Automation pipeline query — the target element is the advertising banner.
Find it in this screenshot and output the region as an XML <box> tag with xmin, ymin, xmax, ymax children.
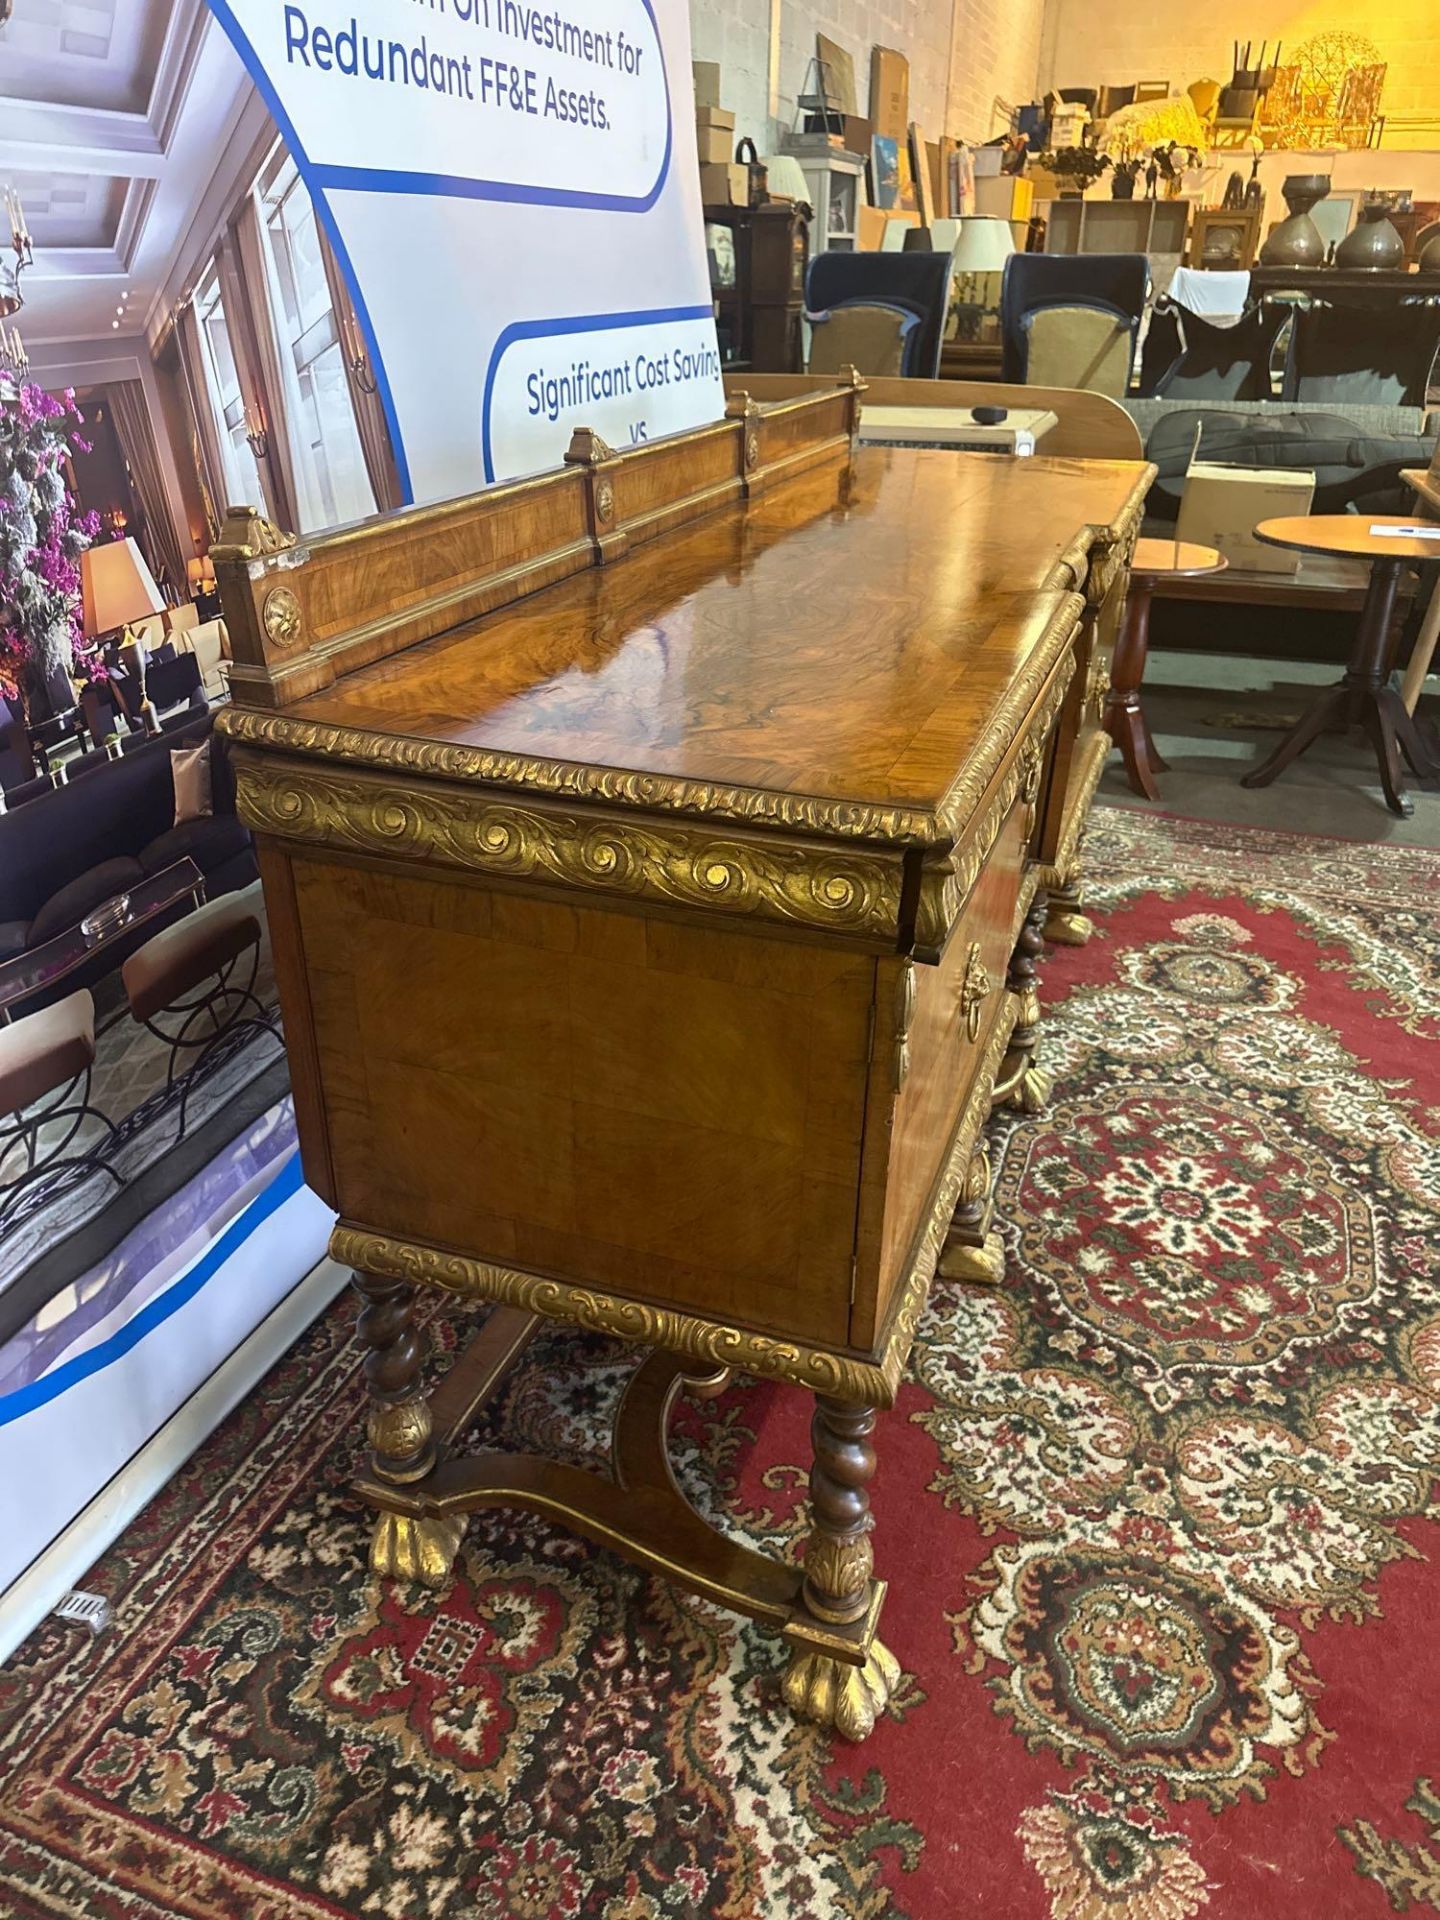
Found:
<box><xmin>205</xmin><ymin>0</ymin><xmax>726</xmax><ymax>503</ymax></box>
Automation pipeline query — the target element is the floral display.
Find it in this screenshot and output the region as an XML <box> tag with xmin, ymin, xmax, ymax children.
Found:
<box><xmin>0</xmin><ymin>380</ymin><xmax>101</xmax><ymax>711</ymax></box>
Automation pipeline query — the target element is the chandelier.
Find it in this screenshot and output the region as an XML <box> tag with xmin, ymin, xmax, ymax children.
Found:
<box><xmin>1</xmin><ymin>186</ymin><xmax>33</xmax><ymax>320</ymax></box>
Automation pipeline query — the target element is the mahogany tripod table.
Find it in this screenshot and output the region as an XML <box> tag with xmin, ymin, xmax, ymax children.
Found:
<box><xmin>1239</xmin><ymin>516</ymin><xmax>1440</xmax><ymax>817</ymax></box>
<box><xmin>1105</xmin><ymin>538</ymin><xmax>1225</xmax><ymax>800</ymax></box>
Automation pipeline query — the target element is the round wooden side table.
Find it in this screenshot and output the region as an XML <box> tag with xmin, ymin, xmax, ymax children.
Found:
<box><xmin>1105</xmin><ymin>538</ymin><xmax>1226</xmax><ymax>801</ymax></box>
<box><xmin>1239</xmin><ymin>516</ymin><xmax>1440</xmax><ymax>817</ymax></box>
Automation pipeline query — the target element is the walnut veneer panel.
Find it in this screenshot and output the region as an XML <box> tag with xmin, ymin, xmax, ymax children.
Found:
<box><xmin>1035</xmin><ymin>542</ymin><xmax>1131</xmax><ymax>886</ymax></box>
<box><xmin>292</xmin><ymin>859</ymin><xmax>874</xmax><ymax>1349</ymax></box>
<box><xmin>284</xmin><ymin>448</ymin><xmax>1145</xmax><ymax>822</ymax></box>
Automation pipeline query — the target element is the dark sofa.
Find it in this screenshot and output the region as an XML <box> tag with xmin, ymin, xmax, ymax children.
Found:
<box><xmin>0</xmin><ymin>714</ymin><xmax>257</xmax><ymax>1002</ymax></box>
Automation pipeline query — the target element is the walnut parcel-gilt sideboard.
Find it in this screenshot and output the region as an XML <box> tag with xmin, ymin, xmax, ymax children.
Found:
<box><xmin>214</xmin><ymin>381</ymin><xmax>1150</xmax><ymax>1742</ymax></box>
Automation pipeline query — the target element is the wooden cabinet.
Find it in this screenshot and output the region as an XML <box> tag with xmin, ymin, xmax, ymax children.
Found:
<box><xmin>706</xmin><ymin>201</ymin><xmax>808</xmax><ymax>373</ymax></box>
<box><xmin>216</xmin><ymin>385</ymin><xmax>1148</xmax><ymax>1743</ymax></box>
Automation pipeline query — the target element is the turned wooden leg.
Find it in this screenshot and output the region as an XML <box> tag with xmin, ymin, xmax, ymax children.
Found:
<box><xmin>1105</xmin><ymin>575</ymin><xmax>1165</xmax><ymax>800</ymax></box>
<box><xmin>782</xmin><ymin>1400</ymin><xmax>900</xmax><ymax>1742</ymax></box>
<box><xmin>1044</xmin><ymin>864</ymin><xmax>1093</xmax><ymax>947</ymax></box>
<box><xmin>353</xmin><ymin>1269</ymin><xmax>465</xmax><ymax>1588</ymax></box>
<box><xmin>995</xmin><ymin>895</ymin><xmax>1052</xmax><ymax>1115</ymax></box>
<box><xmin>938</xmin><ymin>1140</ymin><xmax>1004</xmax><ymax>1285</ymax></box>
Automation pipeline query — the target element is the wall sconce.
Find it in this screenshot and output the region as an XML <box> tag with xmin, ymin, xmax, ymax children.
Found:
<box><xmin>243</xmin><ymin>405</ymin><xmax>268</xmax><ymax>460</ymax></box>
<box><xmin>0</xmin><ymin>186</ymin><xmax>32</xmax><ymax>320</ymax></box>
<box><xmin>335</xmin><ymin>300</ymin><xmax>378</xmax><ymax>395</ymax></box>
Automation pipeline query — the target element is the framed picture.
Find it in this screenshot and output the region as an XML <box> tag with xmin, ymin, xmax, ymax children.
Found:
<box><xmin>908</xmin><ymin>122</ymin><xmax>933</xmax><ymax>227</ymax></box>
<box><xmin>1186</xmin><ymin>207</ymin><xmax>1262</xmax><ymax>271</ymax></box>
<box><xmin>1311</xmin><ymin>192</ymin><xmax>1357</xmax><ymax>257</ymax></box>
<box><xmin>870</xmin><ymin>134</ymin><xmax>900</xmax><ymax>211</ymax></box>
<box><xmin>815</xmin><ymin>33</ymin><xmax>857</xmax><ymax>115</ymax></box>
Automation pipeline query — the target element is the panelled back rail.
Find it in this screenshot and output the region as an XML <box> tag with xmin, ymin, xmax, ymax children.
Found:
<box><xmin>213</xmin><ymin>380</ymin><xmax>864</xmax><ymax>711</ymax></box>
<box><xmin>216</xmin><ymin>381</ymin><xmax>1152</xmax><ymax>1745</ymax></box>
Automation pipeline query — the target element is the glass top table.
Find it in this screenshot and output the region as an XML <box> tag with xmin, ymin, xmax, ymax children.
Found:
<box><xmin>0</xmin><ymin>858</ymin><xmax>206</xmax><ymax>1024</ymax></box>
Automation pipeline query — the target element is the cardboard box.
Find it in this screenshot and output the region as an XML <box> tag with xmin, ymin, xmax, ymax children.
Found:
<box><xmin>695</xmin><ymin>105</ymin><xmax>735</xmax><ymax>132</ymax></box>
<box><xmin>837</xmin><ymin>113</ymin><xmax>872</xmax><ymax>154</ymax></box>
<box><xmin>1026</xmin><ymin>164</ymin><xmax>1062</xmax><ymax>204</ymax></box>
<box><xmin>696</xmin><ymin>124</ymin><xmax>735</xmax><ymax>165</ymax></box>
<box><xmin>692</xmin><ymin>61</ymin><xmax>722</xmax><ymax>110</ymax></box>
<box><xmin>699</xmin><ymin>163</ymin><xmax>749</xmax><ymax>207</ymax></box>
<box><xmin>857</xmin><ymin>205</ymin><xmax>919</xmax><ymax>250</ymax></box>
<box><xmin>869</xmin><ymin>46</ymin><xmax>908</xmax><ymax>138</ymax></box>
<box><xmin>1177</xmin><ymin>464</ymin><xmax>1316</xmax><ymax>573</ymax></box>
<box><xmin>974</xmin><ymin>174</ymin><xmax>1033</xmax><ymax>221</ymax></box>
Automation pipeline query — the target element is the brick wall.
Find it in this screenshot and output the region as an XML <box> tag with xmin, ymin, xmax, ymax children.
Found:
<box><xmin>689</xmin><ymin>0</ymin><xmax>1047</xmax><ymax>153</ymax></box>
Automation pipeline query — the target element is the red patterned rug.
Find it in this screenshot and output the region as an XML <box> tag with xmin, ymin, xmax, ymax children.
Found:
<box><xmin>1</xmin><ymin>807</ymin><xmax>1437</xmax><ymax>1920</ymax></box>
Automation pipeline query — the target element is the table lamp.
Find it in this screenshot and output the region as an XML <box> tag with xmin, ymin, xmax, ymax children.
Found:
<box><xmin>80</xmin><ymin>536</ymin><xmax>166</xmax><ymax>733</ymax></box>
<box><xmin>950</xmin><ymin>217</ymin><xmax>1015</xmax><ymax>345</ymax></box>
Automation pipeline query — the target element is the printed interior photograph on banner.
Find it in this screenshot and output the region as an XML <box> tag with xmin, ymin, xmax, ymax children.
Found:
<box><xmin>7</xmin><ymin>0</ymin><xmax>723</xmax><ymax>529</ymax></box>
<box><xmin>0</xmin><ymin>0</ymin><xmax>723</xmax><ymax>1653</ymax></box>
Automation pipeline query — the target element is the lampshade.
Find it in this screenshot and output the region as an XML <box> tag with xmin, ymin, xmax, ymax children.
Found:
<box><xmin>951</xmin><ymin>218</ymin><xmax>1015</xmax><ymax>272</ymax></box>
<box><xmin>760</xmin><ymin>154</ymin><xmax>810</xmax><ymax>206</ymax></box>
<box><xmin>186</xmin><ymin>556</ymin><xmax>205</xmax><ymax>589</ymax></box>
<box><xmin>80</xmin><ymin>536</ymin><xmax>165</xmax><ymax>637</ymax></box>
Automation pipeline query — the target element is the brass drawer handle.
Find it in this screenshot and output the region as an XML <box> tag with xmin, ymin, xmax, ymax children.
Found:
<box><xmin>959</xmin><ymin>942</ymin><xmax>992</xmax><ymax>1043</ymax></box>
<box><xmin>892</xmin><ymin>961</ymin><xmax>916</xmax><ymax>1092</ymax></box>
<box><xmin>1020</xmin><ymin>735</ymin><xmax>1044</xmax><ymax>806</ymax></box>
<box><xmin>1086</xmin><ymin>657</ymin><xmax>1109</xmax><ymax>724</ymax></box>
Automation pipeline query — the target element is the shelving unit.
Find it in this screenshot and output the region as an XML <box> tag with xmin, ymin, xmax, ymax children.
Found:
<box><xmin>1044</xmin><ymin>197</ymin><xmax>1191</xmax><ymax>256</ymax></box>
<box><xmin>785</xmin><ymin>144</ymin><xmax>868</xmax><ymax>253</ymax></box>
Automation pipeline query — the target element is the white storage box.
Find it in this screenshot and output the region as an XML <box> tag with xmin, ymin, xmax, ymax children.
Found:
<box><xmin>1176</xmin><ymin>463</ymin><xmax>1316</xmax><ymax>574</ymax></box>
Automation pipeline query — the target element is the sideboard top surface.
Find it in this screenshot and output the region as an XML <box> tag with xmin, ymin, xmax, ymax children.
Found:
<box><xmin>280</xmin><ymin>447</ymin><xmax>1145</xmax><ymax>831</ymax></box>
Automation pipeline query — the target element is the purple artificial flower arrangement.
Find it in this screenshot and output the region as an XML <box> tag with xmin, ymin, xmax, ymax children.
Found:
<box><xmin>0</xmin><ymin>381</ymin><xmax>103</xmax><ymax>708</ymax></box>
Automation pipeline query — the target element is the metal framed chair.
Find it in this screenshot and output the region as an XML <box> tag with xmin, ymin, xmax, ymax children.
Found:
<box><xmin>1281</xmin><ymin>302</ymin><xmax>1440</xmax><ymax>409</ymax></box>
<box><xmin>121</xmin><ymin>885</ymin><xmax>280</xmax><ymax>1134</ymax></box>
<box><xmin>0</xmin><ymin>989</ymin><xmax>121</xmax><ymax>1226</ymax></box>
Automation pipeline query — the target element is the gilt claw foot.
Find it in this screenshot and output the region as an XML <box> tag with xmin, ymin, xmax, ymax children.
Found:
<box><xmin>938</xmin><ymin>1228</ymin><xmax>1004</xmax><ymax>1287</ymax></box>
<box><xmin>370</xmin><ymin>1510</ymin><xmax>466</xmax><ymax>1589</ymax></box>
<box><xmin>1044</xmin><ymin>907</ymin><xmax>1093</xmax><ymax>947</ymax></box>
<box><xmin>782</xmin><ymin>1638</ymin><xmax>901</xmax><ymax>1742</ymax></box>
<box><xmin>1003</xmin><ymin>1064</ymin><xmax>1052</xmax><ymax>1114</ymax></box>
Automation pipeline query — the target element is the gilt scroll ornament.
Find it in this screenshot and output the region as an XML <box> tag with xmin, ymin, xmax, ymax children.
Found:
<box><xmin>235</xmin><ymin>759</ymin><xmax>907</xmax><ymax>945</ymax></box>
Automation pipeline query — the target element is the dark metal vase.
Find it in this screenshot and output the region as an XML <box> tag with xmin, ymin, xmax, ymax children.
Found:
<box><xmin>1259</xmin><ymin>173</ymin><xmax>1331</xmax><ymax>267</ymax></box>
<box><xmin>1335</xmin><ymin>203</ymin><xmax>1405</xmax><ymax>271</ymax></box>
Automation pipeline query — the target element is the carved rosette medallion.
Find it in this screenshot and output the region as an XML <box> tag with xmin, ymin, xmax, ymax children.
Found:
<box><xmin>262</xmin><ymin>585</ymin><xmax>304</xmax><ymax>650</ymax></box>
<box><xmin>745</xmin><ymin>429</ymin><xmax>761</xmax><ymax>470</ymax></box>
<box><xmin>595</xmin><ymin>480</ymin><xmax>615</xmax><ymax>523</ymax></box>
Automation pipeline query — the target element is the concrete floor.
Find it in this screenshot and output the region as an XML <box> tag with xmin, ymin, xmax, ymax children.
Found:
<box><xmin>1097</xmin><ymin>650</ymin><xmax>1440</xmax><ymax>852</ymax></box>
